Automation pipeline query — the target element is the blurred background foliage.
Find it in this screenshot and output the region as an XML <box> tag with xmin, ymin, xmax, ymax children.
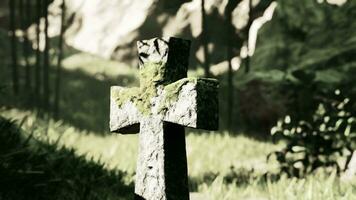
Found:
<box><xmin>270</xmin><ymin>90</ymin><xmax>356</xmax><ymax>177</ymax></box>
<box><xmin>239</xmin><ymin>0</ymin><xmax>356</xmax><ymax>133</ymax></box>
<box><xmin>0</xmin><ymin>0</ymin><xmax>355</xmax><ymax>199</ymax></box>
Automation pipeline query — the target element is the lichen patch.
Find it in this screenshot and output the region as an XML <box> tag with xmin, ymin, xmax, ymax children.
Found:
<box><xmin>113</xmin><ymin>62</ymin><xmax>166</xmax><ymax>116</ymax></box>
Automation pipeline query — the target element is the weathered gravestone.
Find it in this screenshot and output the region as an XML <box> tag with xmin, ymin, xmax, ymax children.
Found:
<box><xmin>109</xmin><ymin>37</ymin><xmax>219</xmax><ymax>200</ymax></box>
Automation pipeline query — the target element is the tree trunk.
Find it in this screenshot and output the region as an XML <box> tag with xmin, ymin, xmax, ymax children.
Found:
<box><xmin>244</xmin><ymin>0</ymin><xmax>252</xmax><ymax>74</ymax></box>
<box><xmin>19</xmin><ymin>0</ymin><xmax>31</xmax><ymax>95</ymax></box>
<box><xmin>25</xmin><ymin>0</ymin><xmax>32</xmax><ymax>93</ymax></box>
<box><xmin>226</xmin><ymin>15</ymin><xmax>233</xmax><ymax>131</ymax></box>
<box><xmin>54</xmin><ymin>0</ymin><xmax>66</xmax><ymax>119</ymax></box>
<box><xmin>35</xmin><ymin>0</ymin><xmax>42</xmax><ymax>110</ymax></box>
<box><xmin>43</xmin><ymin>0</ymin><xmax>50</xmax><ymax>112</ymax></box>
<box><xmin>224</xmin><ymin>0</ymin><xmax>241</xmax><ymax>131</ymax></box>
<box><xmin>9</xmin><ymin>0</ymin><xmax>19</xmax><ymax>95</ymax></box>
<box><xmin>201</xmin><ymin>0</ymin><xmax>210</xmax><ymax>77</ymax></box>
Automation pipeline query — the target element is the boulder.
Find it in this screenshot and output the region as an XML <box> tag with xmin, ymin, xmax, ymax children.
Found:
<box><xmin>48</xmin><ymin>0</ymin><xmax>258</xmax><ymax>66</ymax></box>
<box><xmin>49</xmin><ymin>0</ymin><xmax>346</xmax><ymax>68</ymax></box>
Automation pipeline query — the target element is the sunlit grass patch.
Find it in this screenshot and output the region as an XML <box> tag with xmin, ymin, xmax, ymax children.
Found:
<box><xmin>1</xmin><ymin>108</ymin><xmax>355</xmax><ymax>199</ymax></box>
<box><xmin>199</xmin><ymin>171</ymin><xmax>356</xmax><ymax>200</ymax></box>
<box><xmin>186</xmin><ymin>132</ymin><xmax>281</xmax><ymax>177</ymax></box>
<box><xmin>63</xmin><ymin>52</ymin><xmax>138</xmax><ymax>82</ymax></box>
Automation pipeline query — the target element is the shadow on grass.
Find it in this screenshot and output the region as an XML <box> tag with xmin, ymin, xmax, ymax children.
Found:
<box><xmin>0</xmin><ymin>30</ymin><xmax>138</xmax><ymax>134</ymax></box>
<box><xmin>1</xmin><ymin>63</ymin><xmax>137</xmax><ymax>134</ymax></box>
<box><xmin>1</xmin><ymin>29</ymin><xmax>277</xmax><ymax>140</ymax></box>
<box><xmin>0</xmin><ymin>116</ymin><xmax>134</xmax><ymax>200</ymax></box>
<box><xmin>58</xmin><ymin>68</ymin><xmax>136</xmax><ymax>133</ymax></box>
<box><xmin>1</xmin><ymin>63</ymin><xmax>277</xmax><ymax>141</ymax></box>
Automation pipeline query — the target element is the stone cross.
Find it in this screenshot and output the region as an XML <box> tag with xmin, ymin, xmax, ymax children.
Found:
<box><xmin>110</xmin><ymin>37</ymin><xmax>219</xmax><ymax>200</ymax></box>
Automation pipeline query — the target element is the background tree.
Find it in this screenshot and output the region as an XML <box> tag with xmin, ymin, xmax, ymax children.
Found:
<box><xmin>201</xmin><ymin>0</ymin><xmax>210</xmax><ymax>77</ymax></box>
<box><xmin>9</xmin><ymin>0</ymin><xmax>19</xmax><ymax>95</ymax></box>
<box><xmin>43</xmin><ymin>0</ymin><xmax>50</xmax><ymax>113</ymax></box>
<box><xmin>54</xmin><ymin>0</ymin><xmax>66</xmax><ymax>118</ymax></box>
<box><xmin>225</xmin><ymin>0</ymin><xmax>242</xmax><ymax>131</ymax></box>
<box><xmin>35</xmin><ymin>0</ymin><xmax>42</xmax><ymax>111</ymax></box>
<box><xmin>225</xmin><ymin>0</ymin><xmax>274</xmax><ymax>131</ymax></box>
<box><xmin>25</xmin><ymin>0</ymin><xmax>32</xmax><ymax>96</ymax></box>
<box><xmin>244</xmin><ymin>0</ymin><xmax>252</xmax><ymax>74</ymax></box>
<box><xmin>19</xmin><ymin>0</ymin><xmax>31</xmax><ymax>98</ymax></box>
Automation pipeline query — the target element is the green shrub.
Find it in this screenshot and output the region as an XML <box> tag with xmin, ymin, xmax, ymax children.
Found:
<box><xmin>269</xmin><ymin>89</ymin><xmax>356</xmax><ymax>177</ymax></box>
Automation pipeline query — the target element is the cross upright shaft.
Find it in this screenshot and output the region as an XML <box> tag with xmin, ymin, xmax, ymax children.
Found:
<box><xmin>136</xmin><ymin>117</ymin><xmax>188</xmax><ymax>200</ymax></box>
<box><xmin>110</xmin><ymin>37</ymin><xmax>219</xmax><ymax>200</ymax></box>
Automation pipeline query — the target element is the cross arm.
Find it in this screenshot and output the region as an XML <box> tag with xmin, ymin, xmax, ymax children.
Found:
<box><xmin>110</xmin><ymin>86</ymin><xmax>141</xmax><ymax>134</ymax></box>
<box><xmin>162</xmin><ymin>78</ymin><xmax>219</xmax><ymax>130</ymax></box>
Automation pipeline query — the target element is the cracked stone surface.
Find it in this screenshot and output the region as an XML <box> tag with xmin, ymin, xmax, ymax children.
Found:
<box><xmin>110</xmin><ymin>37</ymin><xmax>219</xmax><ymax>200</ymax></box>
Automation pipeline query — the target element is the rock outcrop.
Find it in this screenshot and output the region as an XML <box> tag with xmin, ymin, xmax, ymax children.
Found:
<box><xmin>47</xmin><ymin>0</ymin><xmax>348</xmax><ymax>68</ymax></box>
<box><xmin>48</xmin><ymin>0</ymin><xmax>269</xmax><ymax>67</ymax></box>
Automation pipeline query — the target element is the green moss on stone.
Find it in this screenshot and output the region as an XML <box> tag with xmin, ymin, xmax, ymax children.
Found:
<box><xmin>112</xmin><ymin>87</ymin><xmax>141</xmax><ymax>111</ymax></box>
<box><xmin>140</xmin><ymin>61</ymin><xmax>166</xmax><ymax>85</ymax></box>
<box><xmin>158</xmin><ymin>78</ymin><xmax>219</xmax><ymax>114</ymax></box>
<box><xmin>113</xmin><ymin>62</ymin><xmax>166</xmax><ymax>116</ymax></box>
<box><xmin>113</xmin><ymin>61</ymin><xmax>218</xmax><ymax>117</ymax></box>
<box><xmin>163</xmin><ymin>78</ymin><xmax>217</xmax><ymax>104</ymax></box>
<box><xmin>164</xmin><ymin>78</ymin><xmax>196</xmax><ymax>102</ymax></box>
<box><xmin>157</xmin><ymin>78</ymin><xmax>195</xmax><ymax>113</ymax></box>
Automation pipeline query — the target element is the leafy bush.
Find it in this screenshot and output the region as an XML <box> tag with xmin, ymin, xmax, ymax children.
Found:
<box><xmin>269</xmin><ymin>89</ymin><xmax>356</xmax><ymax>177</ymax></box>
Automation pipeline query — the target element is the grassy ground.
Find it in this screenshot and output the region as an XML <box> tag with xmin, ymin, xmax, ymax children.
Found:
<box><xmin>0</xmin><ymin>39</ymin><xmax>355</xmax><ymax>199</ymax></box>
<box><xmin>0</xmin><ymin>115</ymin><xmax>133</xmax><ymax>200</ymax></box>
<box><xmin>1</xmin><ymin>108</ymin><xmax>355</xmax><ymax>200</ymax></box>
